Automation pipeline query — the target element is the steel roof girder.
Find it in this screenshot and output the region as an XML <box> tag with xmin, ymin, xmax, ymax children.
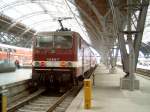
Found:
<box><xmin>74</xmin><ymin>1</ymin><xmax>105</xmax><ymax>44</ymax></box>
<box><xmin>134</xmin><ymin>1</ymin><xmax>149</xmax><ymax>69</ymax></box>
<box><xmin>84</xmin><ymin>0</ymin><xmax>106</xmax><ymax>31</ymax></box>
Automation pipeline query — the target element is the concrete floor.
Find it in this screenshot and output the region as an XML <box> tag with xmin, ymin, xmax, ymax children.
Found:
<box><xmin>0</xmin><ymin>68</ymin><xmax>31</xmax><ymax>86</ymax></box>
<box><xmin>66</xmin><ymin>64</ymin><xmax>150</xmax><ymax>112</ymax></box>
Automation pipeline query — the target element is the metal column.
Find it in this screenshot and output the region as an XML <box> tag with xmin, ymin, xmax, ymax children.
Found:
<box><xmin>119</xmin><ymin>0</ymin><xmax>149</xmax><ymax>90</ymax></box>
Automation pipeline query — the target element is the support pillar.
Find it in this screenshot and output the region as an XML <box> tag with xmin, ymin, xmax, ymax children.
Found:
<box><xmin>109</xmin><ymin>56</ymin><xmax>116</xmax><ymax>73</ymax></box>
<box><xmin>120</xmin><ymin>0</ymin><xmax>141</xmax><ymax>90</ymax></box>
<box><xmin>120</xmin><ymin>38</ymin><xmax>139</xmax><ymax>90</ymax></box>
<box><xmin>109</xmin><ymin>47</ymin><xmax>118</xmax><ymax>74</ymax></box>
<box><xmin>101</xmin><ymin>52</ymin><xmax>109</xmax><ymax>68</ymax></box>
<box><xmin>108</xmin><ymin>0</ymin><xmax>148</xmax><ymax>90</ymax></box>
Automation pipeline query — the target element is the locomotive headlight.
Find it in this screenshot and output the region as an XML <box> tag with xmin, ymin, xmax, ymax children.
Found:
<box><xmin>60</xmin><ymin>61</ymin><xmax>65</xmax><ymax>67</ymax></box>
<box><xmin>40</xmin><ymin>61</ymin><xmax>46</xmax><ymax>67</ymax></box>
<box><xmin>35</xmin><ymin>61</ymin><xmax>40</xmax><ymax>67</ymax></box>
<box><xmin>67</xmin><ymin>61</ymin><xmax>72</xmax><ymax>67</ymax></box>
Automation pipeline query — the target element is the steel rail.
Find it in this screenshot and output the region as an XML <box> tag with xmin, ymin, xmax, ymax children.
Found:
<box><xmin>47</xmin><ymin>67</ymin><xmax>96</xmax><ymax>111</ymax></box>
<box><xmin>118</xmin><ymin>65</ymin><xmax>150</xmax><ymax>78</ymax></box>
<box><xmin>136</xmin><ymin>68</ymin><xmax>150</xmax><ymax>78</ymax></box>
<box><xmin>7</xmin><ymin>66</ymin><xmax>96</xmax><ymax>112</ymax></box>
<box><xmin>7</xmin><ymin>88</ymin><xmax>45</xmax><ymax>112</ymax></box>
<box><xmin>47</xmin><ymin>88</ymin><xmax>73</xmax><ymax>112</ymax></box>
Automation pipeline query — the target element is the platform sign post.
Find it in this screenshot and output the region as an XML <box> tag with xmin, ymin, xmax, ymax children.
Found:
<box><xmin>84</xmin><ymin>79</ymin><xmax>92</xmax><ymax>109</ymax></box>
<box><xmin>0</xmin><ymin>89</ymin><xmax>8</xmax><ymax>112</ymax></box>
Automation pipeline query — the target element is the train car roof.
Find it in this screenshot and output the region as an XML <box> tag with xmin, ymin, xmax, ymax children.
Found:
<box><xmin>0</xmin><ymin>43</ymin><xmax>32</xmax><ymax>51</ymax></box>
<box><xmin>35</xmin><ymin>31</ymin><xmax>78</xmax><ymax>36</ymax></box>
<box><xmin>35</xmin><ymin>31</ymin><xmax>92</xmax><ymax>48</ymax></box>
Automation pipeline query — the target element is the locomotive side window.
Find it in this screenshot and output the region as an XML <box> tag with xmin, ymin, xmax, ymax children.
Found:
<box><xmin>37</xmin><ymin>36</ymin><xmax>53</xmax><ymax>48</ymax></box>
<box><xmin>54</xmin><ymin>35</ymin><xmax>72</xmax><ymax>49</ymax></box>
<box><xmin>3</xmin><ymin>48</ymin><xmax>8</xmax><ymax>52</ymax></box>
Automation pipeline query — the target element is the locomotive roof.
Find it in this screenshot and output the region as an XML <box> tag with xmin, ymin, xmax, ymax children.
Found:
<box><xmin>35</xmin><ymin>31</ymin><xmax>90</xmax><ymax>47</ymax></box>
<box><xmin>36</xmin><ymin>31</ymin><xmax>77</xmax><ymax>36</ymax></box>
<box><xmin>0</xmin><ymin>43</ymin><xmax>32</xmax><ymax>51</ymax></box>
<box><xmin>36</xmin><ymin>31</ymin><xmax>91</xmax><ymax>47</ymax></box>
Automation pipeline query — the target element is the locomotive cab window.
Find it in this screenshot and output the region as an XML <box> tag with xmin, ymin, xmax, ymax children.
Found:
<box><xmin>37</xmin><ymin>36</ymin><xmax>53</xmax><ymax>48</ymax></box>
<box><xmin>54</xmin><ymin>35</ymin><xmax>72</xmax><ymax>49</ymax></box>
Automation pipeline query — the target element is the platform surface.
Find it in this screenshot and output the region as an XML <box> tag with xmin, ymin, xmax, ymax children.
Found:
<box><xmin>0</xmin><ymin>68</ymin><xmax>31</xmax><ymax>86</ymax></box>
<box><xmin>66</xmin><ymin>64</ymin><xmax>150</xmax><ymax>112</ymax></box>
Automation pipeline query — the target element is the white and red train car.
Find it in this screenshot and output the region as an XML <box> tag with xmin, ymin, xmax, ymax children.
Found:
<box><xmin>32</xmin><ymin>31</ymin><xmax>97</xmax><ymax>89</ymax></box>
<box><xmin>0</xmin><ymin>43</ymin><xmax>32</xmax><ymax>68</ymax></box>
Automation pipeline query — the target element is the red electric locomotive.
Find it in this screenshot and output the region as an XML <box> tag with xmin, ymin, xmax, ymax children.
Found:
<box><xmin>32</xmin><ymin>31</ymin><xmax>97</xmax><ymax>90</ymax></box>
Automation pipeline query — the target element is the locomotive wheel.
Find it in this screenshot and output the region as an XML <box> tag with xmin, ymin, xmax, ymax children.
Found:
<box><xmin>58</xmin><ymin>73</ymin><xmax>73</xmax><ymax>93</ymax></box>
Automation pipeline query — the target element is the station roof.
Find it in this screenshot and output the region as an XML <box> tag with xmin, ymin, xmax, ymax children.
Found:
<box><xmin>0</xmin><ymin>0</ymin><xmax>149</xmax><ymax>55</ymax></box>
<box><xmin>0</xmin><ymin>0</ymin><xmax>91</xmax><ymax>48</ymax></box>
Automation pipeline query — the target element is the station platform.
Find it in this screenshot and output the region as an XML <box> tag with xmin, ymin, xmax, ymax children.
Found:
<box><xmin>0</xmin><ymin>68</ymin><xmax>31</xmax><ymax>86</ymax></box>
<box><xmin>66</xmin><ymin>64</ymin><xmax>150</xmax><ymax>112</ymax></box>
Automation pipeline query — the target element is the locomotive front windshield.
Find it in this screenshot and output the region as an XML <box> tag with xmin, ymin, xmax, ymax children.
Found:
<box><xmin>37</xmin><ymin>36</ymin><xmax>53</xmax><ymax>48</ymax></box>
<box><xmin>36</xmin><ymin>35</ymin><xmax>72</xmax><ymax>49</ymax></box>
<box><xmin>54</xmin><ymin>36</ymin><xmax>72</xmax><ymax>49</ymax></box>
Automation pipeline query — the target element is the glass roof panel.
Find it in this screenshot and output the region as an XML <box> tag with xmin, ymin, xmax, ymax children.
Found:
<box><xmin>2</xmin><ymin>8</ymin><xmax>21</xmax><ymax>19</ymax></box>
<box><xmin>14</xmin><ymin>4</ymin><xmax>43</xmax><ymax>14</ymax></box>
<box><xmin>0</xmin><ymin>0</ymin><xmax>90</xmax><ymax>43</ymax></box>
<box><xmin>143</xmin><ymin>5</ymin><xmax>150</xmax><ymax>43</ymax></box>
<box><xmin>0</xmin><ymin>0</ymin><xmax>149</xmax><ymax>46</ymax></box>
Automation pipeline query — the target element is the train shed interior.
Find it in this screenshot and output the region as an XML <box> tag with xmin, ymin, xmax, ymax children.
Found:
<box><xmin>0</xmin><ymin>0</ymin><xmax>150</xmax><ymax>112</ymax></box>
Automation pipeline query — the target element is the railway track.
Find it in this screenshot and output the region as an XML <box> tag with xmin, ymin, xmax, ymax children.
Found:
<box><xmin>5</xmin><ymin>67</ymin><xmax>96</xmax><ymax>112</ymax></box>
<box><xmin>118</xmin><ymin>65</ymin><xmax>150</xmax><ymax>78</ymax></box>
<box><xmin>136</xmin><ymin>68</ymin><xmax>150</xmax><ymax>77</ymax></box>
<box><xmin>8</xmin><ymin>85</ymin><xmax>81</xmax><ymax>112</ymax></box>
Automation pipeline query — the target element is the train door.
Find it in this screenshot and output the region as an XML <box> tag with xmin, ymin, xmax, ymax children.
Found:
<box><xmin>76</xmin><ymin>35</ymin><xmax>84</xmax><ymax>79</ymax></box>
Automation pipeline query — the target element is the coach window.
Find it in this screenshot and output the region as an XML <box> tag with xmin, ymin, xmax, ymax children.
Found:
<box><xmin>37</xmin><ymin>36</ymin><xmax>53</xmax><ymax>48</ymax></box>
<box><xmin>54</xmin><ymin>35</ymin><xmax>72</xmax><ymax>49</ymax></box>
<box><xmin>4</xmin><ymin>48</ymin><xmax>8</xmax><ymax>52</ymax></box>
<box><xmin>12</xmin><ymin>49</ymin><xmax>16</xmax><ymax>53</ymax></box>
<box><xmin>1</xmin><ymin>47</ymin><xmax>4</xmax><ymax>52</ymax></box>
<box><xmin>8</xmin><ymin>48</ymin><xmax>12</xmax><ymax>52</ymax></box>
<box><xmin>13</xmin><ymin>49</ymin><xmax>16</xmax><ymax>53</ymax></box>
